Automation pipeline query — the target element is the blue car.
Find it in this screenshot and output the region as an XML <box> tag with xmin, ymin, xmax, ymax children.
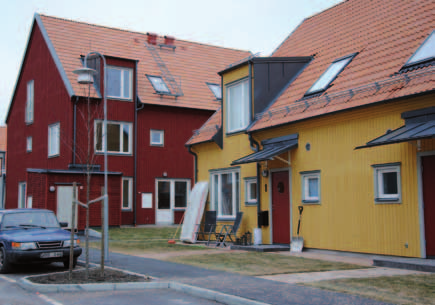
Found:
<box><xmin>0</xmin><ymin>209</ymin><xmax>82</xmax><ymax>273</ymax></box>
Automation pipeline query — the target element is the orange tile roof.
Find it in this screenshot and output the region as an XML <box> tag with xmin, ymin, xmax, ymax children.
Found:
<box><xmin>186</xmin><ymin>107</ymin><xmax>221</xmax><ymax>146</ymax></box>
<box><xmin>38</xmin><ymin>14</ymin><xmax>251</xmax><ymax>111</ymax></box>
<box><xmin>249</xmin><ymin>0</ymin><xmax>435</xmax><ymax>131</ymax></box>
<box><xmin>0</xmin><ymin>126</ymin><xmax>6</xmax><ymax>152</ymax></box>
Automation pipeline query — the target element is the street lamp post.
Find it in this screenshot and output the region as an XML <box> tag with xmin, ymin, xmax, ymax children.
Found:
<box><xmin>73</xmin><ymin>52</ymin><xmax>109</xmax><ymax>260</ymax></box>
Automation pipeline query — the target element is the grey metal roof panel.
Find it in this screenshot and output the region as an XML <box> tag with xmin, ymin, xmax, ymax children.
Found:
<box><xmin>356</xmin><ymin>120</ymin><xmax>435</xmax><ymax>149</ymax></box>
<box><xmin>231</xmin><ymin>136</ymin><xmax>298</xmax><ymax>165</ymax></box>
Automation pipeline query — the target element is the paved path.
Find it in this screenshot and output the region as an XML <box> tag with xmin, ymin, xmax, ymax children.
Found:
<box><xmin>259</xmin><ymin>267</ymin><xmax>425</xmax><ymax>284</ymax></box>
<box><xmin>88</xmin><ymin>249</ymin><xmax>392</xmax><ymax>305</ymax></box>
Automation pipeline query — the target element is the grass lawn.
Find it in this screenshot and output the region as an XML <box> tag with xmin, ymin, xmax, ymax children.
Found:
<box><xmin>89</xmin><ymin>227</ymin><xmax>207</xmax><ymax>253</ymax></box>
<box><xmin>166</xmin><ymin>252</ymin><xmax>369</xmax><ymax>276</ymax></box>
<box><xmin>305</xmin><ymin>273</ymin><xmax>435</xmax><ymax>305</ymax></box>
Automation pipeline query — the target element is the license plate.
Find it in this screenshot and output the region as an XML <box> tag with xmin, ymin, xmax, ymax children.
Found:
<box><xmin>40</xmin><ymin>252</ymin><xmax>63</xmax><ymax>258</ymax></box>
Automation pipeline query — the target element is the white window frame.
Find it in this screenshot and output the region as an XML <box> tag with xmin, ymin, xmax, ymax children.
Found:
<box><xmin>122</xmin><ymin>177</ymin><xmax>133</xmax><ymax>210</ymax></box>
<box><xmin>147</xmin><ymin>75</ymin><xmax>170</xmax><ymax>94</ymax></box>
<box><xmin>306</xmin><ymin>54</ymin><xmax>355</xmax><ymax>95</ymax></box>
<box><xmin>107</xmin><ymin>66</ymin><xmax>133</xmax><ymax>100</ymax></box>
<box><xmin>301</xmin><ymin>171</ymin><xmax>320</xmax><ymax>204</ymax></box>
<box><xmin>207</xmin><ymin>82</ymin><xmax>222</xmax><ymax>100</ymax></box>
<box><xmin>48</xmin><ymin>123</ymin><xmax>60</xmax><ymax>157</ymax></box>
<box><xmin>150</xmin><ymin>129</ymin><xmax>164</xmax><ymax>146</ymax></box>
<box><xmin>18</xmin><ymin>182</ymin><xmax>26</xmax><ymax>208</ymax></box>
<box><xmin>25</xmin><ymin>80</ymin><xmax>34</xmax><ymax>124</ymax></box>
<box><xmin>373</xmin><ymin>164</ymin><xmax>401</xmax><ymax>203</ymax></box>
<box><xmin>94</xmin><ymin>120</ymin><xmax>133</xmax><ymax>154</ymax></box>
<box><xmin>405</xmin><ymin>30</ymin><xmax>435</xmax><ymax>66</ymax></box>
<box><xmin>226</xmin><ymin>78</ymin><xmax>250</xmax><ymax>134</ymax></box>
<box><xmin>210</xmin><ymin>168</ymin><xmax>240</xmax><ymax>219</ymax></box>
<box><xmin>244</xmin><ymin>177</ymin><xmax>257</xmax><ymax>205</ymax></box>
<box><xmin>26</xmin><ymin>136</ymin><xmax>32</xmax><ymax>152</ymax></box>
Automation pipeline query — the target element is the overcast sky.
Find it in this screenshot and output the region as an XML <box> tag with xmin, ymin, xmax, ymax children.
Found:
<box><xmin>0</xmin><ymin>0</ymin><xmax>342</xmax><ymax>125</ymax></box>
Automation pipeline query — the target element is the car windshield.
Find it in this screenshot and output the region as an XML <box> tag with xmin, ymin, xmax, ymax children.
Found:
<box><xmin>1</xmin><ymin>212</ymin><xmax>60</xmax><ymax>230</ymax></box>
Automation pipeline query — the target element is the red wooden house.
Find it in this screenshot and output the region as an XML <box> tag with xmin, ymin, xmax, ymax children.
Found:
<box><xmin>5</xmin><ymin>14</ymin><xmax>250</xmax><ymax>229</ymax></box>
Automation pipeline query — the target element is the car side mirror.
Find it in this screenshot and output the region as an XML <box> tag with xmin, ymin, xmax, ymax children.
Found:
<box><xmin>59</xmin><ymin>222</ymin><xmax>68</xmax><ymax>228</ymax></box>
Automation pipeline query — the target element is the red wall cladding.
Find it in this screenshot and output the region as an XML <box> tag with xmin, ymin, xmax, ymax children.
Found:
<box><xmin>27</xmin><ymin>171</ymin><xmax>122</xmax><ymax>230</ymax></box>
<box><xmin>6</xmin><ymin>24</ymin><xmax>73</xmax><ymax>208</ymax></box>
<box><xmin>128</xmin><ymin>105</ymin><xmax>213</xmax><ymax>225</ymax></box>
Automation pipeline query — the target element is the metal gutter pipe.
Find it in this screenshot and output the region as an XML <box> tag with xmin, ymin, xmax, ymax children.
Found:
<box><xmin>133</xmin><ymin>60</ymin><xmax>139</xmax><ymax>226</ymax></box>
<box><xmin>187</xmin><ymin>146</ymin><xmax>198</xmax><ymax>183</ymax></box>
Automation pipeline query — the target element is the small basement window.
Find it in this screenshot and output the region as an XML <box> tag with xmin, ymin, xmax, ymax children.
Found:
<box><xmin>372</xmin><ymin>163</ymin><xmax>401</xmax><ymax>203</ymax></box>
<box><xmin>305</xmin><ymin>54</ymin><xmax>356</xmax><ymax>96</ymax></box>
<box><xmin>147</xmin><ymin>75</ymin><xmax>170</xmax><ymax>94</ymax></box>
<box><xmin>404</xmin><ymin>30</ymin><xmax>435</xmax><ymax>67</ymax></box>
<box><xmin>207</xmin><ymin>83</ymin><xmax>222</xmax><ymax>100</ymax></box>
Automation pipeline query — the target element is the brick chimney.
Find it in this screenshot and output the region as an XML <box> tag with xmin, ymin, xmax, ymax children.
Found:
<box><xmin>164</xmin><ymin>35</ymin><xmax>175</xmax><ymax>46</ymax></box>
<box><xmin>147</xmin><ymin>32</ymin><xmax>157</xmax><ymax>45</ymax></box>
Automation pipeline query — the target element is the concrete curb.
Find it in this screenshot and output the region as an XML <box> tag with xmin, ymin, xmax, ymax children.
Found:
<box><xmin>17</xmin><ymin>270</ymin><xmax>270</xmax><ymax>305</ymax></box>
<box><xmin>170</xmin><ymin>282</ymin><xmax>269</xmax><ymax>305</ymax></box>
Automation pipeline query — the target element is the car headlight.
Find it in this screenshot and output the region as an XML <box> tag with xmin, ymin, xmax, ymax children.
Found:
<box><xmin>63</xmin><ymin>239</ymin><xmax>80</xmax><ymax>247</ymax></box>
<box><xmin>11</xmin><ymin>242</ymin><xmax>37</xmax><ymax>250</ymax></box>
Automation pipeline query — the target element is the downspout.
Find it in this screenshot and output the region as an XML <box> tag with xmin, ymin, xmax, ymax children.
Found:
<box><xmin>133</xmin><ymin>60</ymin><xmax>139</xmax><ymax>226</ymax></box>
<box><xmin>188</xmin><ymin>146</ymin><xmax>198</xmax><ymax>183</ymax></box>
<box><xmin>248</xmin><ymin>134</ymin><xmax>261</xmax><ymax>229</ymax></box>
<box><xmin>73</xmin><ymin>96</ymin><xmax>78</xmax><ymax>164</ymax></box>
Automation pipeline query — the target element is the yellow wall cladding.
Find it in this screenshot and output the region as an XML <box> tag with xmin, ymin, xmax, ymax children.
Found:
<box><xmin>254</xmin><ymin>94</ymin><xmax>435</xmax><ymax>257</ymax></box>
<box><xmin>192</xmin><ymin>64</ymin><xmax>259</xmax><ymax>241</ymax></box>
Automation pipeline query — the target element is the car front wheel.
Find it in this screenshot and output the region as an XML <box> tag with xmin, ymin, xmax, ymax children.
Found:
<box><xmin>63</xmin><ymin>257</ymin><xmax>78</xmax><ymax>269</ymax></box>
<box><xmin>0</xmin><ymin>246</ymin><xmax>12</xmax><ymax>274</ymax></box>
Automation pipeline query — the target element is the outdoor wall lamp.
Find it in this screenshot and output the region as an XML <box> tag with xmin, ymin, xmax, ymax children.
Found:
<box><xmin>49</xmin><ymin>186</ymin><xmax>55</xmax><ymax>192</ymax></box>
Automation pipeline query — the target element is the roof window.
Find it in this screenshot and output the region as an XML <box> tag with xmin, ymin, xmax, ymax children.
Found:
<box><xmin>207</xmin><ymin>83</ymin><xmax>222</xmax><ymax>100</ymax></box>
<box><xmin>305</xmin><ymin>53</ymin><xmax>356</xmax><ymax>96</ymax></box>
<box><xmin>147</xmin><ymin>75</ymin><xmax>170</xmax><ymax>94</ymax></box>
<box><xmin>404</xmin><ymin>30</ymin><xmax>435</xmax><ymax>67</ymax></box>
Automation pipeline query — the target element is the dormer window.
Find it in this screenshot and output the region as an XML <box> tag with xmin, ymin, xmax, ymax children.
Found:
<box><xmin>305</xmin><ymin>54</ymin><xmax>356</xmax><ymax>96</ymax></box>
<box><xmin>147</xmin><ymin>75</ymin><xmax>170</xmax><ymax>94</ymax></box>
<box><xmin>226</xmin><ymin>78</ymin><xmax>249</xmax><ymax>133</ymax></box>
<box><xmin>404</xmin><ymin>30</ymin><xmax>435</xmax><ymax>67</ymax></box>
<box><xmin>107</xmin><ymin>66</ymin><xmax>133</xmax><ymax>100</ymax></box>
<box><xmin>207</xmin><ymin>83</ymin><xmax>222</xmax><ymax>100</ymax></box>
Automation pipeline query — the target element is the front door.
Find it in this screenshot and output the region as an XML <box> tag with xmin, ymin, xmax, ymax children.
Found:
<box><xmin>56</xmin><ymin>186</ymin><xmax>78</xmax><ymax>230</ymax></box>
<box><xmin>156</xmin><ymin>179</ymin><xmax>190</xmax><ymax>225</ymax></box>
<box><xmin>271</xmin><ymin>170</ymin><xmax>290</xmax><ymax>244</ymax></box>
<box><xmin>422</xmin><ymin>155</ymin><xmax>435</xmax><ymax>257</ymax></box>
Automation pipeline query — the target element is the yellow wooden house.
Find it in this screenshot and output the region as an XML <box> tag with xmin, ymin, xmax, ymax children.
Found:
<box><xmin>186</xmin><ymin>0</ymin><xmax>435</xmax><ymax>258</ymax></box>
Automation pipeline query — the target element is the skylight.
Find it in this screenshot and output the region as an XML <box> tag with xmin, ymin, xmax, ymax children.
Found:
<box><xmin>305</xmin><ymin>54</ymin><xmax>356</xmax><ymax>96</ymax></box>
<box><xmin>405</xmin><ymin>30</ymin><xmax>435</xmax><ymax>66</ymax></box>
<box><xmin>207</xmin><ymin>83</ymin><xmax>222</xmax><ymax>100</ymax></box>
<box><xmin>147</xmin><ymin>75</ymin><xmax>170</xmax><ymax>94</ymax></box>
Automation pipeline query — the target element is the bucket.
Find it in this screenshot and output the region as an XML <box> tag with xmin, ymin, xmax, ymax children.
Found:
<box><xmin>253</xmin><ymin>228</ymin><xmax>262</xmax><ymax>245</ymax></box>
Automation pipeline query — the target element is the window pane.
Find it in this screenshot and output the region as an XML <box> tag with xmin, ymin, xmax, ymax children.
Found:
<box><xmin>213</xmin><ymin>174</ymin><xmax>219</xmax><ymax>210</ymax></box>
<box><xmin>174</xmin><ymin>182</ymin><xmax>187</xmax><ymax>208</ymax></box>
<box><xmin>158</xmin><ymin>181</ymin><xmax>170</xmax><ymax>209</ymax></box>
<box><xmin>122</xmin><ymin>179</ymin><xmax>130</xmax><ymax>208</ymax></box>
<box><xmin>227</xmin><ymin>80</ymin><xmax>249</xmax><ymax>132</ymax></box>
<box><xmin>221</xmin><ymin>173</ymin><xmax>233</xmax><ymax>216</ymax></box>
<box><xmin>382</xmin><ymin>172</ymin><xmax>398</xmax><ymax>195</ymax></box>
<box><xmin>107</xmin><ymin>123</ymin><xmax>120</xmax><ymax>152</ymax></box>
<box><xmin>123</xmin><ymin>69</ymin><xmax>131</xmax><ymax>98</ymax></box>
<box><xmin>95</xmin><ymin>122</ymin><xmax>102</xmax><ymax>151</ymax></box>
<box><xmin>408</xmin><ymin>32</ymin><xmax>435</xmax><ymax>64</ymax></box>
<box><xmin>308</xmin><ymin>177</ymin><xmax>319</xmax><ymax>197</ymax></box>
<box><xmin>151</xmin><ymin>130</ymin><xmax>163</xmax><ymax>145</ymax></box>
<box><xmin>122</xmin><ymin>124</ymin><xmax>130</xmax><ymax>152</ymax></box>
<box><xmin>107</xmin><ymin>68</ymin><xmax>121</xmax><ymax>97</ymax></box>
<box><xmin>249</xmin><ymin>182</ymin><xmax>257</xmax><ymax>200</ymax></box>
<box><xmin>308</xmin><ymin>57</ymin><xmax>352</xmax><ymax>94</ymax></box>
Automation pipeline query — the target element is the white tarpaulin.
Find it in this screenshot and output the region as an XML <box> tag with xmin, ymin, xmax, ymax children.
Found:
<box><xmin>179</xmin><ymin>181</ymin><xmax>209</xmax><ymax>243</ymax></box>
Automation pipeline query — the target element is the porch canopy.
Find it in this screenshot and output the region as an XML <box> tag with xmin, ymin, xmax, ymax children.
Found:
<box><xmin>231</xmin><ymin>133</ymin><xmax>298</xmax><ymax>165</ymax></box>
<box><xmin>356</xmin><ymin>107</ymin><xmax>435</xmax><ymax>149</ymax></box>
